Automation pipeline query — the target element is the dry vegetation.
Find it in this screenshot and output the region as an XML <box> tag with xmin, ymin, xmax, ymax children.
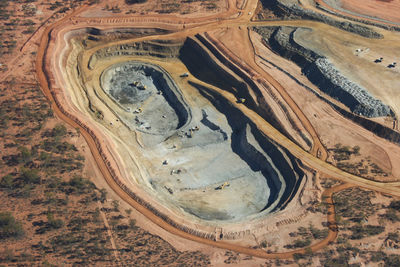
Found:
<box><xmin>0</xmin><ymin>1</ymin><xmax>211</xmax><ymax>265</ymax></box>
<box><xmin>1</xmin><ymin>0</ymin><xmax>400</xmax><ymax>266</ymax></box>
<box><xmin>282</xmin><ymin>187</ymin><xmax>400</xmax><ymax>267</ymax></box>
<box><xmin>257</xmin><ymin>180</ymin><xmax>400</xmax><ymax>266</ymax></box>
<box><xmin>0</xmin><ymin>79</ymin><xmax>210</xmax><ymax>265</ymax></box>
<box><xmin>0</xmin><ymin>0</ymin><xmax>92</xmax><ymax>67</ymax></box>
<box><xmin>100</xmin><ymin>0</ymin><xmax>221</xmax><ymax>15</ymax></box>
<box><xmin>329</xmin><ymin>144</ymin><xmax>389</xmax><ymax>181</ymax></box>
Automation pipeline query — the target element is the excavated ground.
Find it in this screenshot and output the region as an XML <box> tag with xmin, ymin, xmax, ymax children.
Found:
<box><xmin>61</xmin><ymin>33</ymin><xmax>305</xmax><ymax>225</ymax></box>
<box><xmin>101</xmin><ymin>62</ymin><xmax>189</xmax><ymax>139</ymax></box>
<box><xmin>98</xmin><ymin>59</ymin><xmax>304</xmax><ymax>222</ymax></box>
<box><xmin>59</xmin><ymin>20</ymin><xmax>400</xmax><ymax>228</ymax></box>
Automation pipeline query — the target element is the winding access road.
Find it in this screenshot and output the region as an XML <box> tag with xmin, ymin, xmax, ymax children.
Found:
<box><xmin>35</xmin><ymin>0</ymin><xmax>400</xmax><ymax>260</ymax></box>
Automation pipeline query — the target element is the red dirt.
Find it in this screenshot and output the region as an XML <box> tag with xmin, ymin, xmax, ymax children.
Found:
<box><xmin>315</xmin><ymin>0</ymin><xmax>400</xmax><ymax>26</ymax></box>
<box><xmin>34</xmin><ymin>0</ymin><xmax>349</xmax><ymax>260</ymax></box>
<box><xmin>341</xmin><ymin>0</ymin><xmax>400</xmax><ymax>24</ymax></box>
<box><xmin>32</xmin><ymin>0</ymin><xmax>400</xmax><ymax>262</ymax></box>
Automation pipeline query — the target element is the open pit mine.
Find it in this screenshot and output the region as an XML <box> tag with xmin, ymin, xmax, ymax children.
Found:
<box><xmin>35</xmin><ymin>0</ymin><xmax>400</xmax><ymax>259</ymax></box>
<box><xmin>55</xmin><ymin>31</ymin><xmax>307</xmax><ymax>240</ymax></box>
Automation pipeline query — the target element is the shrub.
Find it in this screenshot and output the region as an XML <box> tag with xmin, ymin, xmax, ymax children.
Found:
<box><xmin>44</xmin><ymin>124</ymin><xmax>67</xmax><ymax>138</ymax></box>
<box><xmin>383</xmin><ymin>209</ymin><xmax>400</xmax><ymax>222</ymax></box>
<box><xmin>385</xmin><ymin>254</ymin><xmax>400</xmax><ymax>267</ymax></box>
<box><xmin>62</xmin><ymin>175</ymin><xmax>95</xmax><ymax>194</ymax></box>
<box><xmin>370</xmin><ymin>251</ymin><xmax>386</xmax><ymax>262</ymax></box>
<box><xmin>0</xmin><ymin>212</ymin><xmax>24</xmax><ymax>239</ymax></box>
<box><xmin>389</xmin><ymin>201</ymin><xmax>400</xmax><ymax>211</ymax></box>
<box><xmin>125</xmin><ymin>0</ymin><xmax>147</xmax><ymax>4</ymax></box>
<box><xmin>20</xmin><ymin>167</ymin><xmax>40</xmax><ymax>184</ymax></box>
<box><xmin>350</xmin><ymin>225</ymin><xmax>385</xmax><ymax>240</ymax></box>
<box><xmin>292</xmin><ymin>238</ymin><xmax>311</xmax><ymax>248</ymax></box>
<box><xmin>387</xmin><ymin>232</ymin><xmax>400</xmax><ymax>242</ymax></box>
<box><xmin>0</xmin><ymin>174</ymin><xmax>14</xmax><ymax>189</ymax></box>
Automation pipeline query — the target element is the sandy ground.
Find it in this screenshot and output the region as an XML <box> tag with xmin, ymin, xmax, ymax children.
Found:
<box><xmin>80</xmin><ymin>0</ymin><xmax>229</xmax><ymax>18</ymax></box>
<box><xmin>291</xmin><ymin>26</ymin><xmax>400</xmax><ymax>120</ymax></box>
<box><xmin>327</xmin><ymin>0</ymin><xmax>400</xmax><ymax>24</ymax></box>
<box><xmin>250</xmin><ymin>30</ymin><xmax>400</xmax><ymax>180</ymax></box>
<box><xmin>21</xmin><ymin>0</ymin><xmax>400</xmax><ymax>263</ymax></box>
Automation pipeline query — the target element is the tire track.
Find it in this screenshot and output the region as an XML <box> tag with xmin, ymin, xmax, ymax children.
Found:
<box><xmin>35</xmin><ymin>0</ymin><xmax>400</xmax><ymax>260</ymax></box>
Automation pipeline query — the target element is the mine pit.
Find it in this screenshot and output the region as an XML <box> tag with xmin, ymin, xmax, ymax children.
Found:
<box><xmin>101</xmin><ymin>62</ymin><xmax>190</xmax><ymax>137</ymax></box>
<box><xmin>96</xmin><ymin>59</ymin><xmax>304</xmax><ymax>222</ymax></box>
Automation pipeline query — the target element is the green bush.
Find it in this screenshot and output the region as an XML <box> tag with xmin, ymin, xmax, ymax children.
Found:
<box><xmin>383</xmin><ymin>209</ymin><xmax>400</xmax><ymax>222</ymax></box>
<box><xmin>20</xmin><ymin>167</ymin><xmax>40</xmax><ymax>184</ymax></box>
<box><xmin>387</xmin><ymin>232</ymin><xmax>400</xmax><ymax>242</ymax></box>
<box><xmin>350</xmin><ymin>225</ymin><xmax>385</xmax><ymax>240</ymax></box>
<box><xmin>389</xmin><ymin>201</ymin><xmax>400</xmax><ymax>211</ymax></box>
<box><xmin>125</xmin><ymin>0</ymin><xmax>147</xmax><ymax>4</ymax></box>
<box><xmin>292</xmin><ymin>238</ymin><xmax>311</xmax><ymax>248</ymax></box>
<box><xmin>0</xmin><ymin>174</ymin><xmax>14</xmax><ymax>189</ymax></box>
<box><xmin>0</xmin><ymin>212</ymin><xmax>24</xmax><ymax>239</ymax></box>
<box><xmin>61</xmin><ymin>175</ymin><xmax>95</xmax><ymax>194</ymax></box>
<box><xmin>385</xmin><ymin>255</ymin><xmax>400</xmax><ymax>267</ymax></box>
<box><xmin>370</xmin><ymin>251</ymin><xmax>386</xmax><ymax>262</ymax></box>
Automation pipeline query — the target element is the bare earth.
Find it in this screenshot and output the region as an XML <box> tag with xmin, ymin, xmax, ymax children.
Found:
<box><xmin>1</xmin><ymin>0</ymin><xmax>400</xmax><ymax>266</ymax></box>
<box><xmin>340</xmin><ymin>0</ymin><xmax>400</xmax><ymax>24</ymax></box>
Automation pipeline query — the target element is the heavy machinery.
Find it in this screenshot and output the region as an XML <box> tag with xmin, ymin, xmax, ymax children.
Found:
<box><xmin>134</xmin><ymin>107</ymin><xmax>143</xmax><ymax>113</ymax></box>
<box><xmin>215</xmin><ymin>182</ymin><xmax>230</xmax><ymax>190</ymax></box>
<box><xmin>237</xmin><ymin>98</ymin><xmax>246</xmax><ymax>104</ymax></box>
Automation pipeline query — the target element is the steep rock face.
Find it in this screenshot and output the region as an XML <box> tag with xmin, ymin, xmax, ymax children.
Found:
<box><xmin>307</xmin><ymin>58</ymin><xmax>391</xmax><ymax>117</ymax></box>
<box><xmin>180</xmin><ymin>36</ymin><xmax>313</xmax><ymax>150</ymax></box>
<box><xmin>254</xmin><ymin>26</ymin><xmax>392</xmax><ymax>118</ymax></box>
<box><xmin>89</xmin><ymin>40</ymin><xmax>183</xmax><ymax>69</ymax></box>
<box><xmin>195</xmin><ymin>84</ymin><xmax>304</xmax><ymax>214</ymax></box>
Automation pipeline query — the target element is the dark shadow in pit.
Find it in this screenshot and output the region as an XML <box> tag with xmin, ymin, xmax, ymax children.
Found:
<box><xmin>200</xmin><ymin>110</ymin><xmax>228</xmax><ymax>141</ymax></box>
<box><xmin>143</xmin><ymin>66</ymin><xmax>189</xmax><ymax>129</ymax></box>
<box><xmin>179</xmin><ymin>37</ymin><xmax>288</xmax><ymax>144</ymax></box>
<box><xmin>191</xmin><ymin>81</ymin><xmax>304</xmax><ymax>213</ymax></box>
<box><xmin>179</xmin><ymin>38</ymin><xmax>259</xmax><ymax>114</ymax></box>
<box><xmin>104</xmin><ymin>62</ymin><xmax>190</xmax><ymax>131</ymax></box>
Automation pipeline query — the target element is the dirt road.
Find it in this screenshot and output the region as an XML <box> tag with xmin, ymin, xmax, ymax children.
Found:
<box><xmin>35</xmin><ymin>0</ymin><xmax>400</xmax><ymax>260</ymax></box>
<box><xmin>204</xmin><ymin>29</ymin><xmax>328</xmax><ymax>159</ymax></box>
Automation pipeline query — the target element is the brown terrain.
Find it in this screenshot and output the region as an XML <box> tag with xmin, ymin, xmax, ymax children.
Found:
<box><xmin>315</xmin><ymin>0</ymin><xmax>400</xmax><ymax>26</ymax></box>
<box><xmin>1</xmin><ymin>0</ymin><xmax>400</xmax><ymax>266</ymax></box>
<box><xmin>341</xmin><ymin>0</ymin><xmax>400</xmax><ymax>23</ymax></box>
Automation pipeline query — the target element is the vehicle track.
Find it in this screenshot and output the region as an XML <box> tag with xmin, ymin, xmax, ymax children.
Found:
<box><xmin>36</xmin><ymin>0</ymin><xmax>400</xmax><ymax>260</ymax></box>
<box><xmin>203</xmin><ymin>29</ymin><xmax>328</xmax><ymax>159</ymax></box>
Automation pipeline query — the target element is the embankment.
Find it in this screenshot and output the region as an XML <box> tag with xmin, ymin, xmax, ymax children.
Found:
<box><xmin>254</xmin><ymin>26</ymin><xmax>392</xmax><ymax>118</ymax></box>
<box><xmin>180</xmin><ymin>35</ymin><xmax>313</xmax><ymax>151</ymax></box>
<box><xmin>253</xmin><ymin>26</ymin><xmax>400</xmax><ymax>145</ymax></box>
<box><xmin>193</xmin><ymin>82</ymin><xmax>304</xmax><ymax>214</ymax></box>
<box><xmin>259</xmin><ymin>0</ymin><xmax>384</xmax><ymax>37</ymax></box>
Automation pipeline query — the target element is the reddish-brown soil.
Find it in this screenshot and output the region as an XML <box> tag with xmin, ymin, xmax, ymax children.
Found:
<box><xmin>341</xmin><ymin>0</ymin><xmax>400</xmax><ymax>23</ymax></box>
<box><xmin>315</xmin><ymin>0</ymin><xmax>400</xmax><ymax>26</ymax></box>
<box><xmin>2</xmin><ymin>0</ymin><xmax>400</xmax><ymax>265</ymax></box>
